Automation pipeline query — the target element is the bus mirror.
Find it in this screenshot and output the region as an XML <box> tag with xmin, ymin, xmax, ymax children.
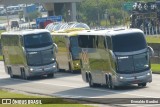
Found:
<box><xmin>109</xmin><ymin>50</ymin><xmax>116</xmax><ymax>62</ymax></box>
<box><xmin>148</xmin><ymin>46</ymin><xmax>154</xmax><ymax>57</ymax></box>
<box><xmin>22</xmin><ymin>47</ymin><xmax>26</xmax><ymax>55</ymax></box>
<box><xmin>53</xmin><ymin>43</ymin><xmax>58</xmax><ymax>53</ymax></box>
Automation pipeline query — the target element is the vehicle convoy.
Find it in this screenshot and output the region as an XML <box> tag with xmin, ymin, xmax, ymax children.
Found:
<box><xmin>50</xmin><ymin>22</ymin><xmax>90</xmax><ymax>73</ymax></box>
<box><xmin>78</xmin><ymin>28</ymin><xmax>154</xmax><ymax>89</ymax></box>
<box><xmin>1</xmin><ymin>29</ymin><xmax>58</xmax><ymax>79</ymax></box>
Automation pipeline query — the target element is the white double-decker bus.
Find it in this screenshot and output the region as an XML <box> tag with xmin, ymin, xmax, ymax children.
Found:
<box><xmin>1</xmin><ymin>29</ymin><xmax>59</xmax><ymax>79</ymax></box>
<box><xmin>78</xmin><ymin>28</ymin><xmax>154</xmax><ymax>89</ymax></box>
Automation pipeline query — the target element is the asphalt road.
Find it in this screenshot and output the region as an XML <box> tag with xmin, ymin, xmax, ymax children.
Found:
<box><xmin>0</xmin><ymin>61</ymin><xmax>160</xmax><ymax>107</ymax></box>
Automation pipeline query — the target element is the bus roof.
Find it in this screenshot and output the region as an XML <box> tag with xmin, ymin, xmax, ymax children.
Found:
<box><xmin>1</xmin><ymin>29</ymin><xmax>50</xmax><ymax>36</ymax></box>
<box><xmin>78</xmin><ymin>28</ymin><xmax>144</xmax><ymax>37</ymax></box>
<box><xmin>51</xmin><ymin>28</ymin><xmax>87</xmax><ymax>37</ymax></box>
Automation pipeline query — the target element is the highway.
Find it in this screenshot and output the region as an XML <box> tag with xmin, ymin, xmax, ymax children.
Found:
<box><xmin>0</xmin><ymin>61</ymin><xmax>160</xmax><ymax>107</ymax></box>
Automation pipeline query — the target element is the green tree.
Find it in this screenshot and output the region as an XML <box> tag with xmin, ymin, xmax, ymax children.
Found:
<box><xmin>28</xmin><ymin>11</ymin><xmax>42</xmax><ymax>21</ymax></box>
<box><xmin>77</xmin><ymin>0</ymin><xmax>157</xmax><ymax>26</ymax></box>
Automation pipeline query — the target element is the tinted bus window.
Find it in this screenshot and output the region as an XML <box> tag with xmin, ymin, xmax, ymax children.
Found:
<box><xmin>70</xmin><ymin>36</ymin><xmax>80</xmax><ymax>60</ymax></box>
<box><xmin>106</xmin><ymin>36</ymin><xmax>112</xmax><ymax>50</ymax></box>
<box><xmin>70</xmin><ymin>36</ymin><xmax>78</xmax><ymax>47</ymax></box>
<box><xmin>2</xmin><ymin>35</ymin><xmax>19</xmax><ymax>46</ymax></box>
<box><xmin>78</xmin><ymin>35</ymin><xmax>96</xmax><ymax>48</ymax></box>
<box><xmin>112</xmin><ymin>33</ymin><xmax>147</xmax><ymax>52</ymax></box>
<box><xmin>24</xmin><ymin>33</ymin><xmax>53</xmax><ymax>48</ymax></box>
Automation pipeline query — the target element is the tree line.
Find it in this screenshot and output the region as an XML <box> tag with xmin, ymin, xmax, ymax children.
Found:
<box><xmin>76</xmin><ymin>0</ymin><xmax>156</xmax><ymax>27</ymax></box>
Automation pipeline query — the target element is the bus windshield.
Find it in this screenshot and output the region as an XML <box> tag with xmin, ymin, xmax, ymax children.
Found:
<box><xmin>117</xmin><ymin>52</ymin><xmax>149</xmax><ymax>74</ymax></box>
<box><xmin>112</xmin><ymin>33</ymin><xmax>147</xmax><ymax>52</ymax></box>
<box><xmin>24</xmin><ymin>32</ymin><xmax>53</xmax><ymax>48</ymax></box>
<box><xmin>27</xmin><ymin>49</ymin><xmax>55</xmax><ymax>66</ymax></box>
<box><xmin>70</xmin><ymin>36</ymin><xmax>80</xmax><ymax>59</ymax></box>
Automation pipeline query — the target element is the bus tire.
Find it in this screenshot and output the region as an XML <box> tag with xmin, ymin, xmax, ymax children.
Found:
<box><xmin>86</xmin><ymin>72</ymin><xmax>89</xmax><ymax>82</ymax></box>
<box><xmin>47</xmin><ymin>73</ymin><xmax>54</xmax><ymax>78</ymax></box>
<box><xmin>105</xmin><ymin>74</ymin><xmax>109</xmax><ymax>88</ymax></box>
<box><xmin>21</xmin><ymin>69</ymin><xmax>28</xmax><ymax>80</ymax></box>
<box><xmin>88</xmin><ymin>73</ymin><xmax>95</xmax><ymax>87</ymax></box>
<box><xmin>8</xmin><ymin>67</ymin><xmax>14</xmax><ymax>78</ymax></box>
<box><xmin>68</xmin><ymin>62</ymin><xmax>73</xmax><ymax>73</ymax></box>
<box><xmin>138</xmin><ymin>83</ymin><xmax>147</xmax><ymax>87</ymax></box>
<box><xmin>108</xmin><ymin>75</ymin><xmax>115</xmax><ymax>89</ymax></box>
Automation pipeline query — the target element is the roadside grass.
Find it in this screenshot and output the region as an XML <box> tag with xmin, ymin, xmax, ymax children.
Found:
<box><xmin>0</xmin><ymin>30</ymin><xmax>5</xmax><ymax>38</ymax></box>
<box><xmin>0</xmin><ymin>30</ymin><xmax>4</xmax><ymax>61</ymax></box>
<box><xmin>151</xmin><ymin>64</ymin><xmax>160</xmax><ymax>74</ymax></box>
<box><xmin>0</xmin><ymin>90</ymin><xmax>92</xmax><ymax>107</ymax></box>
<box><xmin>0</xmin><ymin>30</ymin><xmax>5</xmax><ymax>34</ymax></box>
<box><xmin>58</xmin><ymin>47</ymin><xmax>67</xmax><ymax>52</ymax></box>
<box><xmin>0</xmin><ymin>17</ymin><xmax>6</xmax><ymax>21</ymax></box>
<box><xmin>0</xmin><ymin>55</ymin><xmax>3</xmax><ymax>61</ymax></box>
<box><xmin>146</xmin><ymin>36</ymin><xmax>160</xmax><ymax>43</ymax></box>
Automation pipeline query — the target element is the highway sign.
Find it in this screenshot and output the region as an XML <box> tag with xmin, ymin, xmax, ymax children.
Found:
<box><xmin>36</xmin><ymin>16</ymin><xmax>62</xmax><ymax>28</ymax></box>
<box><xmin>123</xmin><ymin>2</ymin><xmax>134</xmax><ymax>11</ymax></box>
<box><xmin>26</xmin><ymin>4</ymin><xmax>36</xmax><ymax>13</ymax></box>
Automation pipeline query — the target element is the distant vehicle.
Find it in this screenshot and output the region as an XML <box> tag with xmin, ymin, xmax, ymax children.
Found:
<box><xmin>78</xmin><ymin>28</ymin><xmax>154</xmax><ymax>89</ymax></box>
<box><xmin>10</xmin><ymin>21</ymin><xmax>19</xmax><ymax>28</ymax></box>
<box><xmin>1</xmin><ymin>29</ymin><xmax>59</xmax><ymax>79</ymax></box>
<box><xmin>0</xmin><ymin>25</ymin><xmax>6</xmax><ymax>30</ymax></box>
<box><xmin>0</xmin><ymin>7</ymin><xmax>6</xmax><ymax>16</ymax></box>
<box><xmin>6</xmin><ymin>6</ymin><xmax>21</xmax><ymax>15</ymax></box>
<box><xmin>31</xmin><ymin>23</ymin><xmax>37</xmax><ymax>29</ymax></box>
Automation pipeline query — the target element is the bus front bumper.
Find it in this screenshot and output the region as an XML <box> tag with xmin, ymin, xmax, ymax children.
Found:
<box><xmin>114</xmin><ymin>70</ymin><xmax>152</xmax><ymax>86</ymax></box>
<box><xmin>28</xmin><ymin>63</ymin><xmax>58</xmax><ymax>76</ymax></box>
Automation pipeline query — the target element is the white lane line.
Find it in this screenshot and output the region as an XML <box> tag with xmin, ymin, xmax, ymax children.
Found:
<box><xmin>53</xmin><ymin>94</ymin><xmax>87</xmax><ymax>98</ymax></box>
<box><xmin>9</xmin><ymin>78</ymin><xmax>158</xmax><ymax>98</ymax></box>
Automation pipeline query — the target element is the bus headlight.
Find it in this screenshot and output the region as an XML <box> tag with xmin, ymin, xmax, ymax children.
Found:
<box><xmin>30</xmin><ymin>68</ymin><xmax>33</xmax><ymax>71</ymax></box>
<box><xmin>53</xmin><ymin>65</ymin><xmax>56</xmax><ymax>68</ymax></box>
<box><xmin>53</xmin><ymin>62</ymin><xmax>57</xmax><ymax>68</ymax></box>
<box><xmin>120</xmin><ymin>76</ymin><xmax>124</xmax><ymax>79</ymax></box>
<box><xmin>147</xmin><ymin>73</ymin><xmax>150</xmax><ymax>76</ymax></box>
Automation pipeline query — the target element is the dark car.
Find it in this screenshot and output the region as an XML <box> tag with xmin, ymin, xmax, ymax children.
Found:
<box><xmin>11</xmin><ymin>21</ymin><xmax>19</xmax><ymax>28</ymax></box>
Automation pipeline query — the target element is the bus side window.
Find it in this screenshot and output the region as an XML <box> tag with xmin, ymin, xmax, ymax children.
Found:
<box><xmin>20</xmin><ymin>36</ymin><xmax>24</xmax><ymax>46</ymax></box>
<box><xmin>106</xmin><ymin>36</ymin><xmax>112</xmax><ymax>50</ymax></box>
<box><xmin>88</xmin><ymin>36</ymin><xmax>96</xmax><ymax>48</ymax></box>
<box><xmin>3</xmin><ymin>35</ymin><xmax>10</xmax><ymax>46</ymax></box>
<box><xmin>78</xmin><ymin>35</ymin><xmax>89</xmax><ymax>48</ymax></box>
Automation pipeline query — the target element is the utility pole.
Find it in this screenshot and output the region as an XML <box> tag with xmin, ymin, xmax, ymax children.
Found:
<box><xmin>4</xmin><ymin>5</ymin><xmax>10</xmax><ymax>29</ymax></box>
<box><xmin>96</xmin><ymin>0</ymin><xmax>100</xmax><ymax>25</ymax></box>
<box><xmin>26</xmin><ymin>4</ymin><xmax>30</xmax><ymax>28</ymax></box>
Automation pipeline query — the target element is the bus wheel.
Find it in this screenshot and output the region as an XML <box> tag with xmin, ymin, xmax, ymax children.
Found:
<box><xmin>88</xmin><ymin>74</ymin><xmax>95</xmax><ymax>87</ymax></box>
<box><xmin>8</xmin><ymin>67</ymin><xmax>14</xmax><ymax>78</ymax></box>
<box><xmin>86</xmin><ymin>72</ymin><xmax>89</xmax><ymax>82</ymax></box>
<box><xmin>108</xmin><ymin>76</ymin><xmax>115</xmax><ymax>89</ymax></box>
<box><xmin>105</xmin><ymin>74</ymin><xmax>109</xmax><ymax>88</ymax></box>
<box><xmin>138</xmin><ymin>83</ymin><xmax>147</xmax><ymax>87</ymax></box>
<box><xmin>68</xmin><ymin>62</ymin><xmax>73</xmax><ymax>73</ymax></box>
<box><xmin>21</xmin><ymin>69</ymin><xmax>28</xmax><ymax>80</ymax></box>
<box><xmin>47</xmin><ymin>73</ymin><xmax>54</xmax><ymax>78</ymax></box>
